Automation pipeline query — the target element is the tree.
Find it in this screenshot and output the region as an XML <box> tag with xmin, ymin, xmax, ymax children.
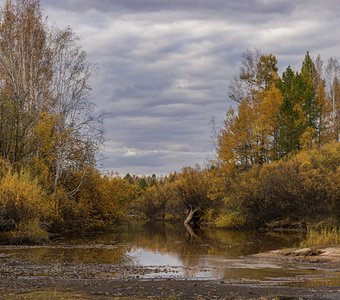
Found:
<box><xmin>229</xmin><ymin>49</ymin><xmax>278</xmax><ymax>103</ymax></box>
<box><xmin>256</xmin><ymin>54</ymin><xmax>278</xmax><ymax>90</ymax></box>
<box><xmin>316</xmin><ymin>79</ymin><xmax>333</xmax><ymax>145</ymax></box>
<box><xmin>255</xmin><ymin>82</ymin><xmax>283</xmax><ymax>161</ymax></box>
<box><xmin>0</xmin><ymin>0</ymin><xmax>52</xmax><ymax>165</ymax></box>
<box><xmin>333</xmin><ymin>77</ymin><xmax>340</xmax><ymax>141</ymax></box>
<box><xmin>325</xmin><ymin>57</ymin><xmax>340</xmax><ymax>141</ymax></box>
<box><xmin>49</xmin><ymin>26</ymin><xmax>100</xmax><ymax>195</ymax></box>
<box><xmin>166</xmin><ymin>166</ymin><xmax>210</xmax><ymax>225</ymax></box>
<box><xmin>218</xmin><ymin>101</ymin><xmax>257</xmax><ymax>173</ymax></box>
<box><xmin>221</xmin><ymin>50</ymin><xmax>280</xmax><ymax>170</ymax></box>
<box><xmin>0</xmin><ymin>0</ymin><xmax>102</xmax><ymax>202</ymax></box>
<box><xmin>300</xmin><ymin>52</ymin><xmax>322</xmax><ymax>133</ymax></box>
<box><xmin>276</xmin><ymin>65</ymin><xmax>316</xmax><ymax>155</ymax></box>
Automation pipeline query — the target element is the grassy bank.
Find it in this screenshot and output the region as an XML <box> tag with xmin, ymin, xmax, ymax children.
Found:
<box><xmin>301</xmin><ymin>226</ymin><xmax>340</xmax><ymax>247</ymax></box>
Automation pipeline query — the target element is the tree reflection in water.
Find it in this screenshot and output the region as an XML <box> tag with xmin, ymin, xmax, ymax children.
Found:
<box><xmin>1</xmin><ymin>223</ymin><xmax>303</xmax><ymax>269</ymax></box>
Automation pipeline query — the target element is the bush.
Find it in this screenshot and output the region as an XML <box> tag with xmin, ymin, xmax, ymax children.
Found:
<box><xmin>1</xmin><ymin>219</ymin><xmax>49</xmax><ymax>244</ymax></box>
<box><xmin>0</xmin><ymin>158</ymin><xmax>11</xmax><ymax>179</ymax></box>
<box><xmin>134</xmin><ymin>185</ymin><xmax>169</xmax><ymax>221</ymax></box>
<box><xmin>215</xmin><ymin>211</ymin><xmax>246</xmax><ymax>229</ymax></box>
<box><xmin>222</xmin><ymin>142</ymin><xmax>340</xmax><ymax>227</ymax></box>
<box><xmin>0</xmin><ymin>170</ymin><xmax>54</xmax><ymax>243</ymax></box>
<box><xmin>60</xmin><ymin>168</ymin><xmax>140</xmax><ymax>230</ymax></box>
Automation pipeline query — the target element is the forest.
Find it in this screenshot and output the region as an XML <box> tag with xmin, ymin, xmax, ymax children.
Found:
<box><xmin>0</xmin><ymin>0</ymin><xmax>339</xmax><ymax>244</ymax></box>
<box><xmin>133</xmin><ymin>49</ymin><xmax>340</xmax><ymax>230</ymax></box>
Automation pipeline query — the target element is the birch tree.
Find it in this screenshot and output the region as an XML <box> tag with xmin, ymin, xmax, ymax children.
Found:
<box><xmin>0</xmin><ymin>0</ymin><xmax>102</xmax><ymax>200</ymax></box>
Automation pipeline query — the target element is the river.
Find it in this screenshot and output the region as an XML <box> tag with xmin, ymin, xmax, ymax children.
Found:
<box><xmin>0</xmin><ymin>222</ymin><xmax>339</xmax><ymax>288</ymax></box>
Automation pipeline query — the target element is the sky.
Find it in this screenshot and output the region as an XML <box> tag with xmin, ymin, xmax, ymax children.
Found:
<box><xmin>16</xmin><ymin>0</ymin><xmax>340</xmax><ymax>175</ymax></box>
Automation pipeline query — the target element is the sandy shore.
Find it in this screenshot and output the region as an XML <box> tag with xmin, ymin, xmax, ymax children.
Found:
<box><xmin>251</xmin><ymin>246</ymin><xmax>340</xmax><ymax>268</ymax></box>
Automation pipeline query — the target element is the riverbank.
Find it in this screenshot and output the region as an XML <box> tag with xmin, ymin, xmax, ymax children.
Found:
<box><xmin>0</xmin><ymin>246</ymin><xmax>339</xmax><ymax>299</ymax></box>
<box><xmin>1</xmin><ymin>277</ymin><xmax>340</xmax><ymax>300</ymax></box>
<box><xmin>0</xmin><ymin>225</ymin><xmax>339</xmax><ymax>299</ymax></box>
<box><xmin>251</xmin><ymin>246</ymin><xmax>340</xmax><ymax>268</ymax></box>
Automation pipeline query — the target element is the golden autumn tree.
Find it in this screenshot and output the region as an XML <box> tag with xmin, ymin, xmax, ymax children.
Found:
<box><xmin>0</xmin><ymin>0</ymin><xmax>101</xmax><ymax>201</ymax></box>
<box><xmin>220</xmin><ymin>50</ymin><xmax>280</xmax><ymax>171</ymax></box>
<box><xmin>254</xmin><ymin>82</ymin><xmax>283</xmax><ymax>161</ymax></box>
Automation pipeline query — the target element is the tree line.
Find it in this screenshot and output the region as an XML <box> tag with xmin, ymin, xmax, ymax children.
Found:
<box><xmin>0</xmin><ymin>0</ymin><xmax>139</xmax><ymax>243</ymax></box>
<box><xmin>0</xmin><ymin>1</ymin><xmax>339</xmax><ymax>244</ymax></box>
<box><xmin>221</xmin><ymin>49</ymin><xmax>339</xmax><ymax>172</ymax></box>
<box><xmin>134</xmin><ymin>50</ymin><xmax>340</xmax><ymax>229</ymax></box>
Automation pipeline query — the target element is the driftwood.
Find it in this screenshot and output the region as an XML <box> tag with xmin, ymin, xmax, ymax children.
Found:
<box><xmin>183</xmin><ymin>207</ymin><xmax>198</xmax><ymax>225</ymax></box>
<box><xmin>184</xmin><ymin>223</ymin><xmax>199</xmax><ymax>240</ymax></box>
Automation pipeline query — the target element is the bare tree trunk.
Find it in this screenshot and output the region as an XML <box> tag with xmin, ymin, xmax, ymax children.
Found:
<box><xmin>184</xmin><ymin>207</ymin><xmax>198</xmax><ymax>225</ymax></box>
<box><xmin>184</xmin><ymin>223</ymin><xmax>198</xmax><ymax>240</ymax></box>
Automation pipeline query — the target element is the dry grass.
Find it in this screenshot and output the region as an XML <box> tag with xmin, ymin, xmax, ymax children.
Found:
<box><xmin>301</xmin><ymin>226</ymin><xmax>340</xmax><ymax>247</ymax></box>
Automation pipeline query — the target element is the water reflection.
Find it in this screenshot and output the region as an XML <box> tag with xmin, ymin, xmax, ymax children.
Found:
<box><xmin>1</xmin><ymin>223</ymin><xmax>339</xmax><ymax>285</ymax></box>
<box><xmin>0</xmin><ymin>222</ymin><xmax>303</xmax><ymax>265</ymax></box>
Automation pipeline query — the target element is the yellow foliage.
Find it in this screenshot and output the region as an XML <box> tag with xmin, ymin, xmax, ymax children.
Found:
<box><xmin>219</xmin><ymin>101</ymin><xmax>257</xmax><ymax>172</ymax></box>
<box><xmin>0</xmin><ymin>170</ymin><xmax>54</xmax><ymax>224</ymax></box>
<box><xmin>219</xmin><ymin>142</ymin><xmax>340</xmax><ymax>227</ymax></box>
<box><xmin>257</xmin><ymin>84</ymin><xmax>283</xmax><ymax>133</ymax></box>
<box><xmin>61</xmin><ymin>168</ymin><xmax>141</xmax><ymax>229</ymax></box>
<box><xmin>8</xmin><ymin>219</ymin><xmax>49</xmax><ymax>244</ymax></box>
<box><xmin>299</xmin><ymin>127</ymin><xmax>315</xmax><ymax>150</ymax></box>
<box><xmin>206</xmin><ymin>168</ymin><xmax>226</xmax><ymax>202</ymax></box>
<box><xmin>215</xmin><ymin>211</ymin><xmax>246</xmax><ymax>229</ymax></box>
<box><xmin>34</xmin><ymin>112</ymin><xmax>58</xmax><ymax>157</ymax></box>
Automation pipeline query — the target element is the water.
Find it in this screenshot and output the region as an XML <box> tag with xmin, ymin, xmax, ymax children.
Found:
<box><xmin>0</xmin><ymin>223</ymin><xmax>339</xmax><ymax>286</ymax></box>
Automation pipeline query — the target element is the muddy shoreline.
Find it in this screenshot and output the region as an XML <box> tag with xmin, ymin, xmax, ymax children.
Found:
<box><xmin>1</xmin><ymin>276</ymin><xmax>340</xmax><ymax>299</ymax></box>
<box><xmin>0</xmin><ymin>227</ymin><xmax>339</xmax><ymax>300</ymax></box>
<box><xmin>0</xmin><ymin>247</ymin><xmax>340</xmax><ymax>299</ymax></box>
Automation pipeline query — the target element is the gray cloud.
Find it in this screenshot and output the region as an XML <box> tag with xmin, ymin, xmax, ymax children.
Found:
<box><xmin>2</xmin><ymin>0</ymin><xmax>339</xmax><ymax>174</ymax></box>
<box><xmin>44</xmin><ymin>0</ymin><xmax>295</xmax><ymax>15</ymax></box>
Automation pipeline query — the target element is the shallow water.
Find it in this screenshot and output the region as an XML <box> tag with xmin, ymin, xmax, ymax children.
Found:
<box><xmin>0</xmin><ymin>223</ymin><xmax>339</xmax><ymax>286</ymax></box>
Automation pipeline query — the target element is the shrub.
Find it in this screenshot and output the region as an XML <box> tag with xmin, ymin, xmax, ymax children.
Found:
<box><xmin>0</xmin><ymin>170</ymin><xmax>54</xmax><ymax>243</ymax></box>
<box><xmin>2</xmin><ymin>219</ymin><xmax>49</xmax><ymax>244</ymax></box>
<box><xmin>222</xmin><ymin>143</ymin><xmax>340</xmax><ymax>227</ymax></box>
<box><xmin>215</xmin><ymin>211</ymin><xmax>246</xmax><ymax>229</ymax></box>
<box><xmin>0</xmin><ymin>158</ymin><xmax>11</xmax><ymax>179</ymax></box>
<box><xmin>60</xmin><ymin>168</ymin><xmax>140</xmax><ymax>230</ymax></box>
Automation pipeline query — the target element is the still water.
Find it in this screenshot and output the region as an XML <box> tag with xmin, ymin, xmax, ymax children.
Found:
<box><xmin>0</xmin><ymin>223</ymin><xmax>339</xmax><ymax>286</ymax></box>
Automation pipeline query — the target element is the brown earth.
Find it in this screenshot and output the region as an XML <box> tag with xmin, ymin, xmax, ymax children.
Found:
<box><xmin>0</xmin><ymin>277</ymin><xmax>340</xmax><ymax>300</ymax></box>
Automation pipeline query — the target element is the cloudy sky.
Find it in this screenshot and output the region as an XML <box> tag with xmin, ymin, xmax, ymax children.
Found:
<box><xmin>29</xmin><ymin>0</ymin><xmax>340</xmax><ymax>175</ymax></box>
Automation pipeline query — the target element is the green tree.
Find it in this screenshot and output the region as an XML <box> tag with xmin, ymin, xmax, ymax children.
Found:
<box><xmin>277</xmin><ymin>66</ymin><xmax>314</xmax><ymax>155</ymax></box>
<box><xmin>301</xmin><ymin>52</ymin><xmax>322</xmax><ymax>133</ymax></box>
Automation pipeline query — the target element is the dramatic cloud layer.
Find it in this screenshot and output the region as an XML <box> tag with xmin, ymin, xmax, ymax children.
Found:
<box><xmin>6</xmin><ymin>0</ymin><xmax>340</xmax><ymax>175</ymax></box>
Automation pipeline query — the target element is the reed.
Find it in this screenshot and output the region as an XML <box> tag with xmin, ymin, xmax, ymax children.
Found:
<box><xmin>301</xmin><ymin>226</ymin><xmax>340</xmax><ymax>247</ymax></box>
